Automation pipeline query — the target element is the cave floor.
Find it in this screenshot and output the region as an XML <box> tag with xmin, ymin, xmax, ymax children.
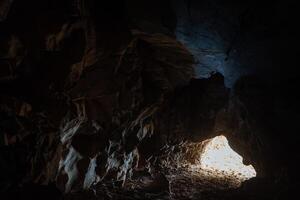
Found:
<box><xmin>64</xmin><ymin>168</ymin><xmax>269</xmax><ymax>200</ymax></box>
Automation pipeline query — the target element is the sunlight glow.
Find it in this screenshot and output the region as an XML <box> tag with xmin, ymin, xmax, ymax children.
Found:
<box><xmin>198</xmin><ymin>135</ymin><xmax>256</xmax><ymax>183</ymax></box>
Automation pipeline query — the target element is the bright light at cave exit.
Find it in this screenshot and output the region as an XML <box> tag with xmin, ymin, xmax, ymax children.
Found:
<box><xmin>199</xmin><ymin>135</ymin><xmax>256</xmax><ymax>180</ymax></box>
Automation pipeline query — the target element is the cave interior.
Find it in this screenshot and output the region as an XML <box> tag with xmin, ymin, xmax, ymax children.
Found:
<box><xmin>0</xmin><ymin>0</ymin><xmax>299</xmax><ymax>199</ymax></box>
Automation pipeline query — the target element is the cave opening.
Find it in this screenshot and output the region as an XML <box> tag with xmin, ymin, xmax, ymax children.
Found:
<box><xmin>195</xmin><ymin>135</ymin><xmax>256</xmax><ymax>187</ymax></box>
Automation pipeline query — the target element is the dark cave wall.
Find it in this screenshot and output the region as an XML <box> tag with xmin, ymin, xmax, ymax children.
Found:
<box><xmin>172</xmin><ymin>0</ymin><xmax>299</xmax><ymax>87</ymax></box>
<box><xmin>1</xmin><ymin>0</ymin><xmax>198</xmax><ymax>193</ymax></box>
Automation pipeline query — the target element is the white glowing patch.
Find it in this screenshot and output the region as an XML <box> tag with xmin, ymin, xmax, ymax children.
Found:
<box><xmin>198</xmin><ymin>135</ymin><xmax>256</xmax><ymax>182</ymax></box>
